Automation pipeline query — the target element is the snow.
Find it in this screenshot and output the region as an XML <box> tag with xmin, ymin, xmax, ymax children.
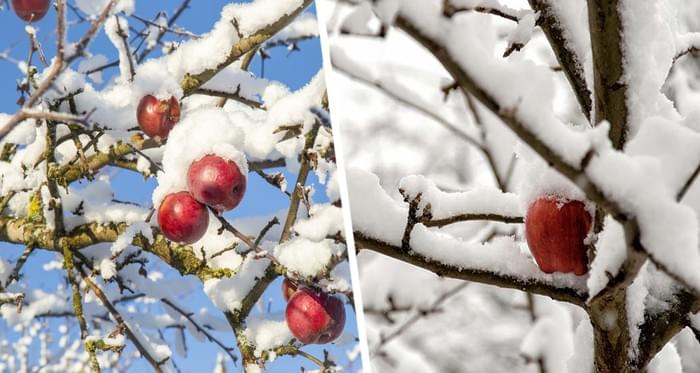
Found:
<box><xmin>104</xmin><ymin>17</ymin><xmax>133</xmax><ymax>84</ymax></box>
<box><xmin>626</xmin><ymin>266</ymin><xmax>649</xmax><ymax>358</ymax></box>
<box><xmin>625</xmin><ymin>116</ymin><xmax>700</xmax><ymax>195</ymax></box>
<box><xmin>399</xmin><ymin>174</ymin><xmax>522</xmax><ymax>220</ymax></box>
<box><xmin>77</xmin><ymin>54</ymin><xmax>109</xmax><ymax>84</ymax></box>
<box><xmin>275</xmin><ymin>238</ymin><xmax>344</xmax><ymax>278</ymax></box>
<box><xmin>243</xmin><ymin>313</ymin><xmax>293</xmax><ymax>357</ymax></box>
<box><xmin>519</xmin><ymin>298</ymin><xmax>574</xmax><ymax>373</ymax></box>
<box><xmin>648</xmin><ymin>343</ymin><xmax>683</xmax><ymax>373</ymax></box>
<box><xmin>0</xmin><ymin>259</ymin><xmax>10</xmax><ymax>286</ymax></box>
<box><xmin>294</xmin><ymin>204</ymin><xmax>344</xmax><ymax>241</ymax></box>
<box><xmin>507</xmin><ymin>13</ymin><xmax>535</xmax><ymax>51</ymax></box>
<box><xmin>346</xmin><ymin>168</ymin><xmax>406</xmax><ymax>246</ymax></box>
<box><xmin>567</xmin><ymin>319</ymin><xmax>594</xmax><ymax>373</ymax></box>
<box><xmin>619</xmin><ymin>0</ymin><xmax>682</xmax><ymax>135</ymax></box>
<box><xmin>203</xmin><ymin>255</ymin><xmax>270</xmax><ymax>312</ymax></box>
<box><xmin>587</xmin><ymin>217</ymin><xmax>626</xmax><ymax>297</ymax></box>
<box><xmin>75</xmin><ymin>0</ymin><xmax>134</xmax><ymax>16</ymax></box>
<box><xmin>267</xmin><ymin>12</ymin><xmax>319</xmax><ymax>44</ymax></box>
<box><xmin>587</xmin><ymin>148</ymin><xmax>700</xmax><ymax>292</ymax></box>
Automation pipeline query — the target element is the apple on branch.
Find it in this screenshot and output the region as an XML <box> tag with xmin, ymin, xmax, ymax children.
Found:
<box><xmin>187</xmin><ymin>154</ymin><xmax>247</xmax><ymax>214</ymax></box>
<box><xmin>157</xmin><ymin>191</ymin><xmax>209</xmax><ymax>244</ymax></box>
<box><xmin>12</xmin><ymin>0</ymin><xmax>49</xmax><ymax>22</ymax></box>
<box><xmin>525</xmin><ymin>196</ymin><xmax>592</xmax><ymax>275</ymax></box>
<box><xmin>137</xmin><ymin>95</ymin><xmax>181</xmax><ymax>140</ymax></box>
<box><xmin>286</xmin><ymin>287</ymin><xmax>346</xmax><ymax>345</ymax></box>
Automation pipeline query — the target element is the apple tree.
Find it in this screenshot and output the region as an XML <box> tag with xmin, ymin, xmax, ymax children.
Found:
<box><xmin>0</xmin><ymin>0</ymin><xmax>359</xmax><ymax>372</ymax></box>
<box><xmin>321</xmin><ymin>0</ymin><xmax>700</xmax><ymax>372</ymax></box>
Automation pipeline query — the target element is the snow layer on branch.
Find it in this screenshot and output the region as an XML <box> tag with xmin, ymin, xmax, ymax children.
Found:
<box><xmin>267</xmin><ymin>12</ymin><xmax>319</xmax><ymax>44</ymax></box>
<box><xmin>648</xmin><ymin>343</ymin><xmax>683</xmax><ymax>373</ymax></box>
<box><xmin>587</xmin><ymin>146</ymin><xmax>700</xmax><ymax>291</ymax></box>
<box><xmin>349</xmin><ymin>167</ymin><xmax>585</xmax><ymax>291</ymax></box>
<box><xmin>323</xmin><ymin>261</ymin><xmax>352</xmax><ymax>292</ymax></box>
<box><xmin>619</xmin><ymin>0</ymin><xmax>682</xmax><ymax>135</ymax></box>
<box><xmin>410</xmin><ymin>224</ymin><xmax>584</xmax><ymax>290</ymax></box>
<box><xmin>61</xmin><ymin>175</ymin><xmax>149</xmax><ymax>230</ymax></box>
<box><xmin>225</xmin><ymin>0</ymin><xmax>306</xmax><ymax>36</ymax></box>
<box><xmin>293</xmin><ymin>204</ymin><xmax>344</xmax><ymax>241</ymax></box>
<box><xmin>104</xmin><ymin>17</ymin><xmax>133</xmax><ymax>84</ymax></box>
<box><xmin>0</xmin><ymin>259</ymin><xmax>9</xmax><ymax>285</ymax></box>
<box><xmin>243</xmin><ymin>313</ymin><xmax>293</xmax><ymax>357</ymax></box>
<box><xmin>275</xmin><ymin>238</ymin><xmax>344</xmax><ymax>278</ymax></box>
<box><xmin>392</xmin><ymin>0</ymin><xmax>592</xmax><ymax>166</ymax></box>
<box><xmin>347</xmin><ymin>168</ymin><xmax>407</xmax><ymax>246</ymax></box>
<box><xmin>507</xmin><ymin>13</ymin><xmax>535</xmax><ymax>49</ymax></box>
<box><xmin>626</xmin><ymin>267</ymin><xmax>649</xmax><ymax>358</ymax></box>
<box><xmin>625</xmin><ymin>116</ymin><xmax>700</xmax><ymax>194</ymax></box>
<box><xmin>567</xmin><ymin>318</ymin><xmax>594</xmax><ymax>373</ymax></box>
<box><xmin>203</xmin><ymin>255</ymin><xmax>269</xmax><ymax>313</ymax></box>
<box><xmin>247</xmin><ymin>71</ymin><xmax>326</xmax><ymax>160</ymax></box>
<box><xmin>134</xmin><ymin>0</ymin><xmax>302</xmax><ymax>82</ymax></box>
<box><xmin>587</xmin><ymin>216</ymin><xmax>626</xmax><ymax>297</ymax></box>
<box><xmin>399</xmin><ymin>174</ymin><xmax>522</xmax><ymax>220</ymax></box>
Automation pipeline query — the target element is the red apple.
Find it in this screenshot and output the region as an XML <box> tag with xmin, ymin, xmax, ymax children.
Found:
<box><xmin>282</xmin><ymin>278</ymin><xmax>298</xmax><ymax>302</ymax></box>
<box><xmin>286</xmin><ymin>288</ymin><xmax>346</xmax><ymax>344</ymax></box>
<box><xmin>157</xmin><ymin>191</ymin><xmax>208</xmax><ymax>244</ymax></box>
<box><xmin>525</xmin><ymin>196</ymin><xmax>592</xmax><ymax>275</ymax></box>
<box><xmin>12</xmin><ymin>0</ymin><xmax>50</xmax><ymax>22</ymax></box>
<box><xmin>137</xmin><ymin>95</ymin><xmax>181</xmax><ymax>140</ymax></box>
<box><xmin>187</xmin><ymin>154</ymin><xmax>246</xmax><ymax>213</ymax></box>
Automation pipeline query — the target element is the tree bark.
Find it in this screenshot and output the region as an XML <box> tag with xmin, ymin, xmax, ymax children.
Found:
<box><xmin>589</xmin><ymin>292</ymin><xmax>638</xmax><ymax>373</ymax></box>
<box><xmin>587</xmin><ymin>0</ymin><xmax>628</xmax><ymax>149</ymax></box>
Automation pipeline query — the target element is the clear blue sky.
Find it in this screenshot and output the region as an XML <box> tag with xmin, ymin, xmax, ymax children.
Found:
<box><xmin>0</xmin><ymin>1</ymin><xmax>361</xmax><ymax>372</ymax></box>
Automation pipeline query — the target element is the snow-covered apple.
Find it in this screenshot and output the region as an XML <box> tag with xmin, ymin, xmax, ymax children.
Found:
<box><xmin>282</xmin><ymin>278</ymin><xmax>298</xmax><ymax>302</ymax></box>
<box><xmin>187</xmin><ymin>154</ymin><xmax>246</xmax><ymax>213</ymax></box>
<box><xmin>286</xmin><ymin>287</ymin><xmax>346</xmax><ymax>344</ymax></box>
<box><xmin>12</xmin><ymin>0</ymin><xmax>49</xmax><ymax>22</ymax></box>
<box><xmin>157</xmin><ymin>191</ymin><xmax>209</xmax><ymax>244</ymax></box>
<box><xmin>525</xmin><ymin>196</ymin><xmax>592</xmax><ymax>275</ymax></box>
<box><xmin>136</xmin><ymin>95</ymin><xmax>181</xmax><ymax>140</ymax></box>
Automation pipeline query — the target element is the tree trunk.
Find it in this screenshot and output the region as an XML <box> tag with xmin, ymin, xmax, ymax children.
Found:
<box><xmin>589</xmin><ymin>292</ymin><xmax>639</xmax><ymax>373</ymax></box>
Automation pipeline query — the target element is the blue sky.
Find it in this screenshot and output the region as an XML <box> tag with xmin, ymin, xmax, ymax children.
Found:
<box><xmin>0</xmin><ymin>1</ymin><xmax>361</xmax><ymax>372</ymax></box>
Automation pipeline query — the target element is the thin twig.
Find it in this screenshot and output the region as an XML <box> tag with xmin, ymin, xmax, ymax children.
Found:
<box><xmin>160</xmin><ymin>298</ymin><xmax>238</xmax><ymax>363</ymax></box>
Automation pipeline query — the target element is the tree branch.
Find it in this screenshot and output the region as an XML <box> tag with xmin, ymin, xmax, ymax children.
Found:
<box><xmin>528</xmin><ymin>0</ymin><xmax>592</xmax><ymax>121</ymax></box>
<box><xmin>355</xmin><ymin>233</ymin><xmax>587</xmax><ymax>307</ymax></box>
<box><xmin>586</xmin><ymin>0</ymin><xmax>627</xmax><ymax>148</ymax></box>
<box><xmin>180</xmin><ymin>0</ymin><xmax>313</xmax><ymax>95</ymax></box>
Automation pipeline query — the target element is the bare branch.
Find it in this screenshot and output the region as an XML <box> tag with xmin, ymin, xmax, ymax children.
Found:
<box><xmin>78</xmin><ymin>266</ymin><xmax>166</xmax><ymax>373</ymax></box>
<box><xmin>333</xmin><ymin>61</ymin><xmax>482</xmax><ymax>149</ymax></box>
<box><xmin>160</xmin><ymin>298</ymin><xmax>238</xmax><ymax>364</ymax></box>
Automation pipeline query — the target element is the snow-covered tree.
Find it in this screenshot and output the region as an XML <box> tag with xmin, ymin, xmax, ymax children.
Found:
<box><xmin>0</xmin><ymin>1</ymin><xmax>359</xmax><ymax>372</ymax></box>
<box><xmin>320</xmin><ymin>0</ymin><xmax>700</xmax><ymax>372</ymax></box>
